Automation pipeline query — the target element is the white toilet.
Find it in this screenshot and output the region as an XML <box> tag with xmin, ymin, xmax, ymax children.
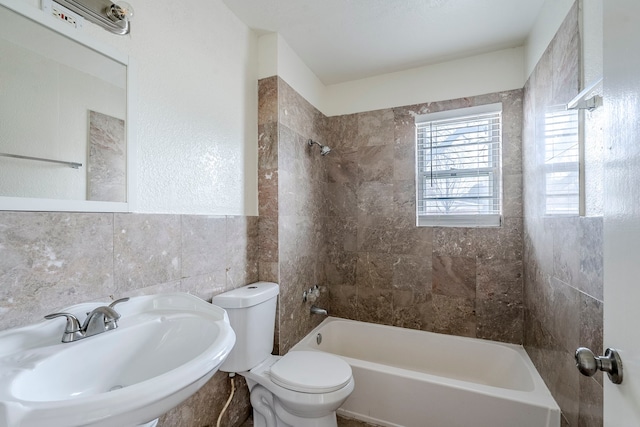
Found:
<box><xmin>212</xmin><ymin>282</ymin><xmax>354</xmax><ymax>427</ymax></box>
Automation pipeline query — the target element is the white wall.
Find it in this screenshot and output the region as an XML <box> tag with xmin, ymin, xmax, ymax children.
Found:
<box><xmin>258</xmin><ymin>33</ymin><xmax>326</xmax><ymax>113</ymax></box>
<box><xmin>14</xmin><ymin>0</ymin><xmax>259</xmax><ymax>215</ymax></box>
<box><xmin>524</xmin><ymin>0</ymin><xmax>575</xmax><ymax>79</ymax></box>
<box><xmin>324</xmin><ymin>47</ymin><xmax>525</xmax><ymax>116</ymax></box>
<box><xmin>258</xmin><ymin>34</ymin><xmax>526</xmax><ymax>117</ymax></box>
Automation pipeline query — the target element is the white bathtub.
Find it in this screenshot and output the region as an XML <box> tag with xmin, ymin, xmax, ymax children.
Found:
<box><xmin>290</xmin><ymin>317</ymin><xmax>560</xmax><ymax>427</ymax></box>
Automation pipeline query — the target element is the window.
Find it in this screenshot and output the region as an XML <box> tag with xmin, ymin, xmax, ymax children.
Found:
<box><xmin>416</xmin><ymin>103</ymin><xmax>502</xmax><ymax>227</ymax></box>
<box><xmin>543</xmin><ymin>107</ymin><xmax>579</xmax><ymax>215</ymax></box>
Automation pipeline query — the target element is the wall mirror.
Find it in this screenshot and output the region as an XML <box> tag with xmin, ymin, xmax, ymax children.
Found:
<box><xmin>0</xmin><ymin>0</ymin><xmax>134</xmax><ymax>212</ymax></box>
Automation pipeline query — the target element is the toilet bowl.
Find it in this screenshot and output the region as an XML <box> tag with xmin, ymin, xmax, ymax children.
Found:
<box><xmin>243</xmin><ymin>352</ymin><xmax>354</xmax><ymax>427</ymax></box>
<box><xmin>211</xmin><ymin>282</ymin><xmax>354</xmax><ymax>427</ymax></box>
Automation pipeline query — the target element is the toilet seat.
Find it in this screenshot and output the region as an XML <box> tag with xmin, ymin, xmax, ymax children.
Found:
<box><xmin>269</xmin><ymin>351</ymin><xmax>352</xmax><ymax>393</ymax></box>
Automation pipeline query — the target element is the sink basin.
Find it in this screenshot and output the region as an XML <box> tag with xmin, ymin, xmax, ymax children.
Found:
<box><xmin>0</xmin><ymin>293</ymin><xmax>236</xmax><ymax>427</ymax></box>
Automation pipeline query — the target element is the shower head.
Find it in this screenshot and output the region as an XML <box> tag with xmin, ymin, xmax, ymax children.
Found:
<box><xmin>308</xmin><ymin>139</ymin><xmax>332</xmax><ymax>156</ymax></box>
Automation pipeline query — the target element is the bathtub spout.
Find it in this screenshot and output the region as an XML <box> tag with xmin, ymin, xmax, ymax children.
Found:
<box><xmin>310</xmin><ymin>305</ymin><xmax>328</xmax><ymax>316</ymax></box>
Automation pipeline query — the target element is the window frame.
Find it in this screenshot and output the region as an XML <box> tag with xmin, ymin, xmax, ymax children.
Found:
<box><xmin>415</xmin><ymin>103</ymin><xmax>503</xmax><ymax>228</ymax></box>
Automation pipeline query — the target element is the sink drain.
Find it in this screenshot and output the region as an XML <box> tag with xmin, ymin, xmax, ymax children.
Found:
<box><xmin>108</xmin><ymin>385</ymin><xmax>124</xmax><ymax>392</ymax></box>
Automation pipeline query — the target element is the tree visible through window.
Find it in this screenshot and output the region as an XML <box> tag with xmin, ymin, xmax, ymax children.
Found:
<box><xmin>416</xmin><ymin>103</ymin><xmax>502</xmax><ymax>227</ymax></box>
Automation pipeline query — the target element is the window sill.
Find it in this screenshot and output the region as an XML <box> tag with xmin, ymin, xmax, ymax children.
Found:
<box><xmin>417</xmin><ymin>214</ymin><xmax>502</xmax><ymax>228</ymax></box>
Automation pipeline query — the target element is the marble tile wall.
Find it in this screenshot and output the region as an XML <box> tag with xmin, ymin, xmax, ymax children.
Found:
<box><xmin>259</xmin><ymin>76</ymin><xmax>524</xmax><ymax>350</ymax></box>
<box><xmin>87</xmin><ymin>110</ymin><xmax>126</xmax><ymax>203</ymax></box>
<box><xmin>0</xmin><ymin>211</ymin><xmax>257</xmax><ymax>427</ymax></box>
<box><xmin>522</xmin><ymin>3</ymin><xmax>604</xmax><ymax>426</ymax></box>
<box><xmin>258</xmin><ymin>76</ymin><xmax>331</xmax><ymax>354</ymax></box>
<box><xmin>324</xmin><ymin>90</ymin><xmax>525</xmax><ymax>344</ymax></box>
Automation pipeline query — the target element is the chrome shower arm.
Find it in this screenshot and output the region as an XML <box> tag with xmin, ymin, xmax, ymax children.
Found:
<box><xmin>308</xmin><ymin>139</ymin><xmax>331</xmax><ymax>156</ymax></box>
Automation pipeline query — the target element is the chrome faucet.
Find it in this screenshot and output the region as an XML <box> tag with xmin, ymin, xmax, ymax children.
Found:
<box><xmin>310</xmin><ymin>305</ymin><xmax>328</xmax><ymax>316</ymax></box>
<box><xmin>44</xmin><ymin>297</ymin><xmax>130</xmax><ymax>343</ymax></box>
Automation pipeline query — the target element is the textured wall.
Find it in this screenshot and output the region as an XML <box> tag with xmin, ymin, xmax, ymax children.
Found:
<box><xmin>324</xmin><ymin>91</ymin><xmax>525</xmax><ymax>344</ymax></box>
<box><xmin>0</xmin><ymin>212</ymin><xmax>257</xmax><ymax>426</ymax></box>
<box><xmin>522</xmin><ymin>3</ymin><xmax>604</xmax><ymax>426</ymax></box>
<box><xmin>13</xmin><ymin>0</ymin><xmax>259</xmax><ymax>215</ymax></box>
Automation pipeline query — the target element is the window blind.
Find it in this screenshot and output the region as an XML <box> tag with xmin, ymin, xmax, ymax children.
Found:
<box><xmin>416</xmin><ymin>104</ymin><xmax>502</xmax><ymax>227</ymax></box>
<box><xmin>543</xmin><ymin>108</ymin><xmax>579</xmax><ymax>215</ymax></box>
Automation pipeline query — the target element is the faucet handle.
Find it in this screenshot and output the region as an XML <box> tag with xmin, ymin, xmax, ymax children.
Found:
<box><xmin>99</xmin><ymin>306</ymin><xmax>121</xmax><ymax>330</ymax></box>
<box><xmin>44</xmin><ymin>312</ymin><xmax>83</xmax><ymax>343</ymax></box>
<box><xmin>44</xmin><ymin>312</ymin><xmax>81</xmax><ymax>331</ymax></box>
<box><xmin>103</xmin><ymin>297</ymin><xmax>129</xmax><ymax>330</ymax></box>
<box><xmin>109</xmin><ymin>297</ymin><xmax>130</xmax><ymax>309</ymax></box>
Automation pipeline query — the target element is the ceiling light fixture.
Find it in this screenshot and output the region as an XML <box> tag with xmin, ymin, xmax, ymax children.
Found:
<box><xmin>53</xmin><ymin>0</ymin><xmax>134</xmax><ymax>35</ymax></box>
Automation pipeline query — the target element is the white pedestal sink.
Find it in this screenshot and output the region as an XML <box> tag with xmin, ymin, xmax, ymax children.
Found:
<box><xmin>0</xmin><ymin>293</ymin><xmax>236</xmax><ymax>427</ymax></box>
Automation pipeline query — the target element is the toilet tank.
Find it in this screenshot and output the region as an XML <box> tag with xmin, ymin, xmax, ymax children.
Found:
<box><xmin>212</xmin><ymin>282</ymin><xmax>279</xmax><ymax>373</ymax></box>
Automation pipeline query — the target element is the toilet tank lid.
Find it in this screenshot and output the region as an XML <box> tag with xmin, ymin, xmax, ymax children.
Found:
<box><xmin>212</xmin><ymin>282</ymin><xmax>279</xmax><ymax>309</ymax></box>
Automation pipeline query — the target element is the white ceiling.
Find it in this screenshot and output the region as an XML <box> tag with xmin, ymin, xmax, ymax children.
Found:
<box><xmin>223</xmin><ymin>0</ymin><xmax>546</xmax><ymax>85</ymax></box>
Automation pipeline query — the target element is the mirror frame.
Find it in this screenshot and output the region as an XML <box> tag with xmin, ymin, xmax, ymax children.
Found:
<box><xmin>0</xmin><ymin>0</ymin><xmax>136</xmax><ymax>212</ymax></box>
